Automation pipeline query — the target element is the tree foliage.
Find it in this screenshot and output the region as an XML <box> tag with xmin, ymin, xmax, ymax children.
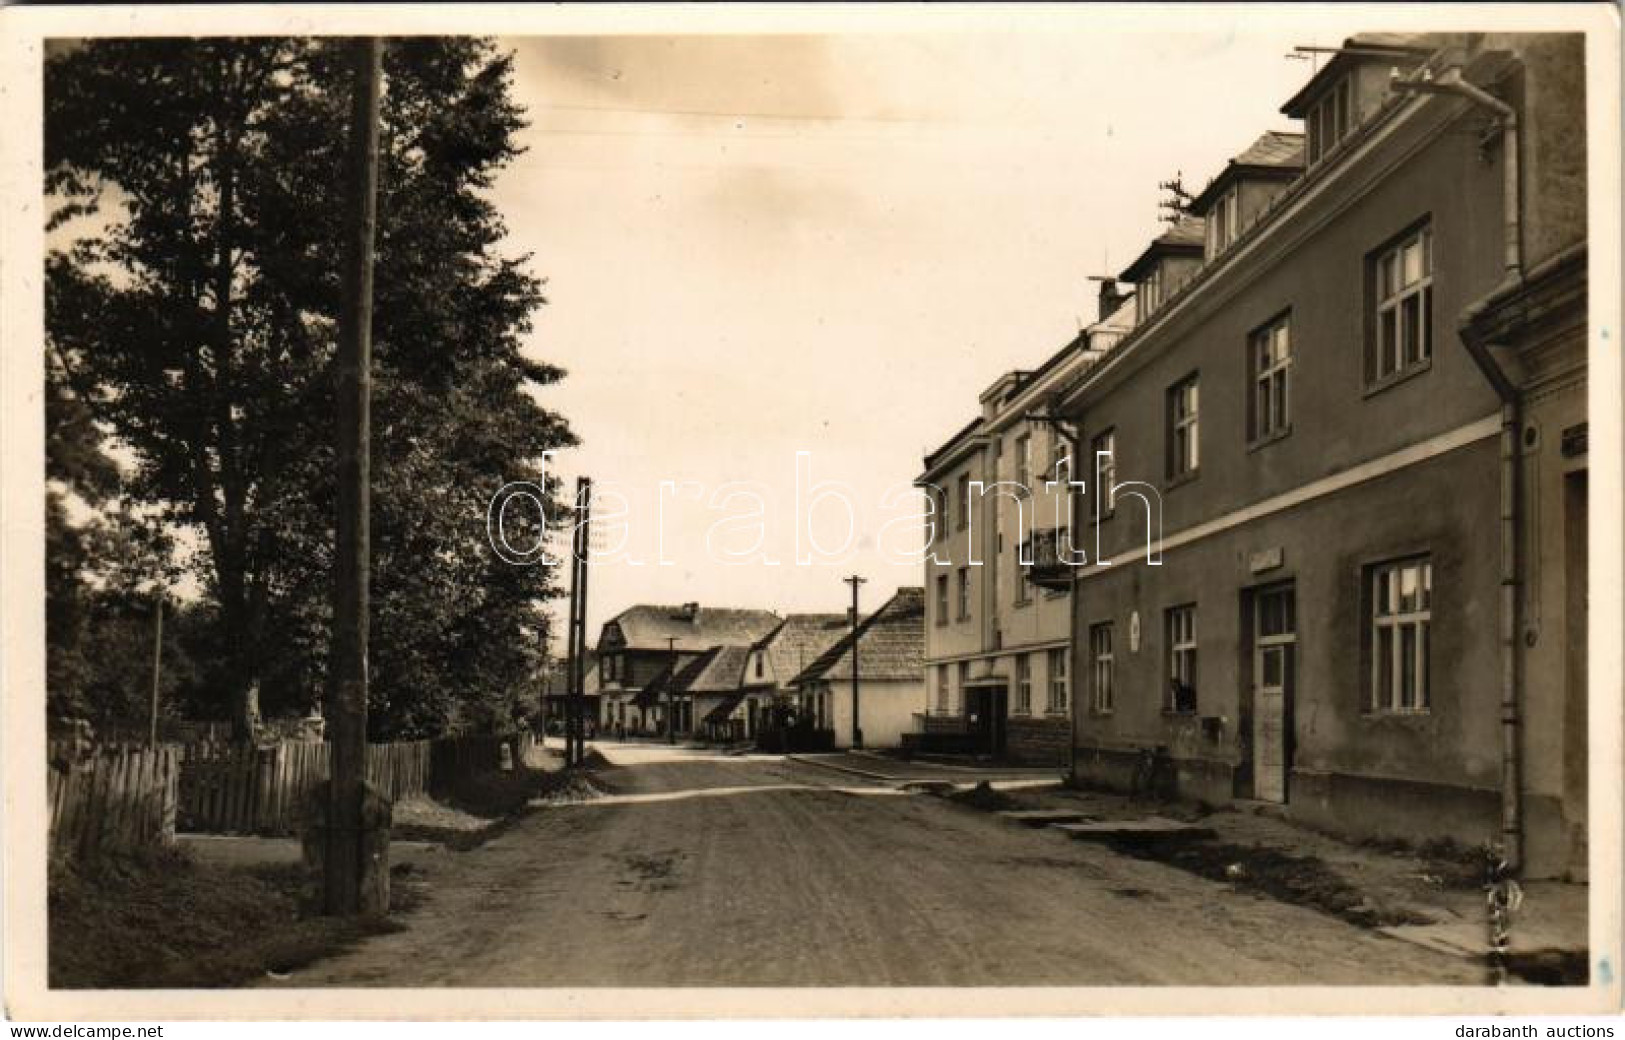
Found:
<box><xmin>46</xmin><ymin>37</ymin><xmax>574</xmax><ymax>738</ymax></box>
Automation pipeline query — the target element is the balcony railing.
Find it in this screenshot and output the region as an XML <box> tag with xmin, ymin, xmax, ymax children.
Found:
<box><xmin>1024</xmin><ymin>527</ymin><xmax>1075</xmax><ymax>591</ymax></box>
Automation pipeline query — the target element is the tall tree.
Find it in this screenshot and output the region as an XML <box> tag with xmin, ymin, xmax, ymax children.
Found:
<box><xmin>46</xmin><ymin>37</ymin><xmax>575</xmax><ymax>738</ymax></box>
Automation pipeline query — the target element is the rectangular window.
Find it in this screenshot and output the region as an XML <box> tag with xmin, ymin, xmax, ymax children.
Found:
<box><xmin>956</xmin><ymin>567</ymin><xmax>971</xmax><ymax>621</ymax></box>
<box><xmin>1308</xmin><ymin>75</ymin><xmax>1353</xmax><ymax>165</ymax></box>
<box><xmin>1042</xmin><ymin>648</ymin><xmax>1066</xmax><ymax>713</ymax></box>
<box><xmin>956</xmin><ymin>472</ymin><xmax>972</xmax><ymax>530</ymax></box>
<box><xmin>1089</xmin><ymin>623</ymin><xmax>1113</xmax><ymax>713</ymax></box>
<box><xmin>1166</xmin><ymin>604</ymin><xmax>1197</xmax><ymax>712</ymax></box>
<box><xmin>1015</xmin><ymin>433</ymin><xmax>1032</xmax><ymax>491</ymax></box>
<box><xmin>936</xmin><ymin>665</ymin><xmax>951</xmax><ymax>713</ymax></box>
<box><xmin>1370</xmin><ymin>556</ymin><xmax>1432</xmax><ymax>712</ymax></box>
<box><xmin>605</xmin><ymin>655</ymin><xmax>618</xmax><ymax>683</ymax></box>
<box><xmin>1372</xmin><ymin>224</ymin><xmax>1434</xmax><ymax>384</ymax></box>
<box><xmin>1136</xmin><ymin>267</ymin><xmax>1163</xmax><ymax>322</ymax></box>
<box><xmin>1092</xmin><ymin>428</ymin><xmax>1116</xmax><ymax>516</ymax></box>
<box><xmin>1015</xmin><ymin>654</ymin><xmax>1033</xmax><ymax>714</ymax></box>
<box><xmin>933</xmin><ymin>485</ymin><xmax>949</xmax><ymax>541</ymax></box>
<box><xmin>1250</xmin><ymin>313</ymin><xmax>1292</xmax><ymax>442</ymax></box>
<box><xmin>755</xmin><ymin>653</ymin><xmax>764</xmax><ymax>679</ymax></box>
<box><xmin>1207</xmin><ymin>186</ymin><xmax>1240</xmax><ymax>255</ymax></box>
<box><xmin>1167</xmin><ymin>375</ymin><xmax>1200</xmax><ymax>479</ymax></box>
<box><xmin>935</xmin><ymin>574</ymin><xmax>949</xmax><ymax>625</ymax></box>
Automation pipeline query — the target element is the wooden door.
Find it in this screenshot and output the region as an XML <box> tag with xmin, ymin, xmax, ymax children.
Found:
<box><xmin>1252</xmin><ymin>585</ymin><xmax>1296</xmax><ymax>803</ymax></box>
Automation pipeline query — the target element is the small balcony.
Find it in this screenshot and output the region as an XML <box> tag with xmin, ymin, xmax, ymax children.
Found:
<box><xmin>1024</xmin><ymin>527</ymin><xmax>1075</xmax><ymax>592</ymax></box>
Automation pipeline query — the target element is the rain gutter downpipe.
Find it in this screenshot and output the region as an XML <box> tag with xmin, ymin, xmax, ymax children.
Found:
<box><xmin>1396</xmin><ymin>64</ymin><xmax>1526</xmax><ymax>871</ymax></box>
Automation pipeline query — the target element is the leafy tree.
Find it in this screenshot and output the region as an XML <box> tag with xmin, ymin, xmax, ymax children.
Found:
<box><xmin>46</xmin><ymin>37</ymin><xmax>575</xmax><ymax>739</ymax></box>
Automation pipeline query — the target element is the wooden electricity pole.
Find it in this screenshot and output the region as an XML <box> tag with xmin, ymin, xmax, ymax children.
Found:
<box><xmin>326</xmin><ymin>36</ymin><xmax>383</xmax><ymax>917</ymax></box>
<box><xmin>562</xmin><ymin>477</ymin><xmax>592</xmax><ymax>767</ymax></box>
<box><xmin>844</xmin><ymin>575</ymin><xmax>867</xmax><ymax>749</ymax></box>
<box><xmin>148</xmin><ymin>592</ymin><xmax>163</xmax><ymax>747</ymax></box>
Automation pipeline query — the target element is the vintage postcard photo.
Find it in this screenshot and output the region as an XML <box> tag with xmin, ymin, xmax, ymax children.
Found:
<box><xmin>1</xmin><ymin>1</ymin><xmax>1619</xmax><ymax>1021</ymax></box>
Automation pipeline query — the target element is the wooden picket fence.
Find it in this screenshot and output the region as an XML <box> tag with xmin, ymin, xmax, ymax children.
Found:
<box><xmin>175</xmin><ymin>732</ymin><xmax>529</xmax><ymax>836</ymax></box>
<box><xmin>48</xmin><ymin>744</ymin><xmax>179</xmax><ymax>859</ymax></box>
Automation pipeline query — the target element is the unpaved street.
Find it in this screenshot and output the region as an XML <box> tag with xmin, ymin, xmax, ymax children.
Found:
<box><xmin>276</xmin><ymin>745</ymin><xmax>1480</xmax><ymax>987</ymax></box>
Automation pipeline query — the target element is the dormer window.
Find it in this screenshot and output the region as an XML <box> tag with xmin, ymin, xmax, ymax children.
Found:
<box><xmin>1306</xmin><ymin>75</ymin><xmax>1353</xmax><ymax>164</ymax></box>
<box><xmin>1135</xmin><ymin>266</ymin><xmax>1163</xmax><ymax>322</ymax></box>
<box><xmin>1206</xmin><ymin>186</ymin><xmax>1240</xmax><ymax>256</ymax></box>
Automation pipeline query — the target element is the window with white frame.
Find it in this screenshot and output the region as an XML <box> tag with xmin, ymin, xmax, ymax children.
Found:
<box><xmin>1015</xmin><ymin>654</ymin><xmax>1033</xmax><ymax>714</ymax></box>
<box><xmin>1207</xmin><ymin>185</ymin><xmax>1240</xmax><ymax>256</ymax></box>
<box><xmin>1092</xmin><ymin>428</ymin><xmax>1117</xmax><ymax>516</ymax></box>
<box><xmin>1370</xmin><ymin>556</ymin><xmax>1432</xmax><ymax>712</ymax></box>
<box><xmin>1136</xmin><ymin>267</ymin><xmax>1163</xmax><ymax>322</ymax></box>
<box><xmin>1250</xmin><ymin>313</ymin><xmax>1292</xmax><ymax>441</ymax></box>
<box><xmin>956</xmin><ymin>567</ymin><xmax>970</xmax><ymax>620</ymax></box>
<box><xmin>1168</xmin><ymin>375</ymin><xmax>1200</xmax><ymax>479</ymax></box>
<box><xmin>1307</xmin><ymin>75</ymin><xmax>1353</xmax><ymax>165</ymax></box>
<box><xmin>1047</xmin><ymin>648</ymin><xmax>1069</xmax><ymax>713</ymax></box>
<box><xmin>935</xmin><ymin>574</ymin><xmax>949</xmax><ymax>625</ymax></box>
<box><xmin>1373</xmin><ymin>224</ymin><xmax>1433</xmax><ymax>383</ymax></box>
<box><xmin>1166</xmin><ymin>605</ymin><xmax>1197</xmax><ymax>712</ymax></box>
<box><xmin>1089</xmin><ymin>623</ymin><xmax>1113</xmax><ymax>713</ymax></box>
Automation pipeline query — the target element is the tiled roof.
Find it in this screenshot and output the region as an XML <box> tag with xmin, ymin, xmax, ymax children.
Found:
<box><xmin>790</xmin><ymin>588</ymin><xmax>925</xmax><ymax>685</ymax></box>
<box><xmin>1232</xmin><ymin>130</ymin><xmax>1305</xmax><ymax>169</ymax></box>
<box><xmin>608</xmin><ymin>605</ymin><xmax>782</xmax><ymax>652</ymax></box>
<box><xmin>1120</xmin><ymin>215</ymin><xmax>1206</xmax><ymax>282</ymax></box>
<box><xmin>1158</xmin><ymin>215</ymin><xmax>1208</xmax><ymax>248</ymax></box>
<box><xmin>746</xmin><ymin>613</ymin><xmax>852</xmax><ymax>691</ymax></box>
<box><xmin>1191</xmin><ymin>132</ymin><xmax>1306</xmax><ymax>212</ymax></box>
<box><xmin>687</xmin><ymin>645</ymin><xmax>752</xmax><ymax>693</ymax></box>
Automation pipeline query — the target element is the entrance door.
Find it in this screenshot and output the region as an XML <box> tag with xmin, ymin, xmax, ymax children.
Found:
<box><xmin>966</xmin><ymin>685</ymin><xmax>1008</xmax><ymax>757</ymax></box>
<box><xmin>1252</xmin><ymin>585</ymin><xmax>1296</xmax><ymax>803</ymax></box>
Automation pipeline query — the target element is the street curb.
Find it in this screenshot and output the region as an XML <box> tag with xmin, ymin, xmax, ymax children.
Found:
<box><xmin>786</xmin><ymin>755</ymin><xmax>904</xmax><ymax>784</ymax></box>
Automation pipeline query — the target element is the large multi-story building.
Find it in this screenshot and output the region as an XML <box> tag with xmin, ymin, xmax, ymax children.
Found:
<box><xmin>915</xmin><ymin>286</ymin><xmax>1132</xmax><ymax>765</ymax></box>
<box><xmin>1034</xmin><ymin>33</ymin><xmax>1587</xmax><ymax>878</ymax></box>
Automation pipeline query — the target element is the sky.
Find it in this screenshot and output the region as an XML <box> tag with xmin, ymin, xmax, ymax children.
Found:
<box><xmin>491</xmin><ymin>25</ymin><xmax>1366</xmax><ymax>645</ymax></box>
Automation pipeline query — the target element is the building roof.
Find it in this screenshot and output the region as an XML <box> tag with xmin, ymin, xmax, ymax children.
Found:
<box><xmin>1280</xmin><ymin>33</ymin><xmax>1437</xmax><ymax>117</ymax></box>
<box><xmin>790</xmin><ymin>587</ymin><xmax>925</xmax><ymax>686</ymax></box>
<box><xmin>745</xmin><ymin>613</ymin><xmax>852</xmax><ymax>691</ymax></box>
<box><xmin>687</xmin><ymin>645</ymin><xmax>752</xmax><ymax>694</ymax></box>
<box><xmin>1119</xmin><ymin>215</ymin><xmax>1207</xmax><ymax>282</ymax></box>
<box><xmin>606</xmin><ymin>604</ymin><xmax>782</xmax><ymax>652</ymax></box>
<box><xmin>1190</xmin><ymin>131</ymin><xmax>1306</xmax><ymax>213</ymax></box>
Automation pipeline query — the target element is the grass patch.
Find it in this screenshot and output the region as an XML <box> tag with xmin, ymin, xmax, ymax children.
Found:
<box><xmin>394</xmin><ymin>763</ymin><xmax>565</xmax><ymax>850</ymax></box>
<box><xmin>49</xmin><ymin>845</ymin><xmax>407</xmax><ymax>988</ymax></box>
<box><xmin>1109</xmin><ymin>837</ymin><xmax>1431</xmax><ymax>929</ymax></box>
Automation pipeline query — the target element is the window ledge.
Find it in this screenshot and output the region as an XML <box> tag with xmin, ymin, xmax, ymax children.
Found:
<box><xmin>1361</xmin><ymin>708</ymin><xmax>1433</xmax><ymax>719</ymax></box>
<box><xmin>1161</xmin><ymin>708</ymin><xmax>1199</xmax><ymax>718</ymax></box>
<box><xmin>1165</xmin><ymin>469</ymin><xmax>1200</xmax><ymax>492</ymax></box>
<box><xmin>1247</xmin><ymin>425</ymin><xmax>1293</xmax><ymax>453</ymax></box>
<box><xmin>1013</xmin><ymin>598</ymin><xmax>1032</xmax><ymax>609</ymax></box>
<box><xmin>1363</xmin><ymin>358</ymin><xmax>1433</xmax><ymax>399</ymax></box>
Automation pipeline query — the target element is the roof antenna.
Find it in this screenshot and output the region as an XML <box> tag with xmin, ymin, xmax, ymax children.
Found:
<box><xmin>1157</xmin><ymin>172</ymin><xmax>1194</xmax><ymax>223</ymax></box>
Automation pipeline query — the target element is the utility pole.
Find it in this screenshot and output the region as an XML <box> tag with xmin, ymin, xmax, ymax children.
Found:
<box><xmin>843</xmin><ymin>575</ymin><xmax>867</xmax><ymax>750</ymax></box>
<box><xmin>563</xmin><ymin>477</ymin><xmax>593</xmax><ymax>767</ymax></box>
<box><xmin>148</xmin><ymin>591</ymin><xmax>163</xmax><ymax>747</ymax></box>
<box><xmin>665</xmin><ymin>636</ymin><xmax>678</xmax><ymax>745</ymax></box>
<box><xmin>326</xmin><ymin>36</ymin><xmax>383</xmax><ymax>918</ymax></box>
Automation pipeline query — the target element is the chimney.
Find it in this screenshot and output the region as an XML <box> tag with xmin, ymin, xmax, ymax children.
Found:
<box><xmin>1097</xmin><ymin>278</ymin><xmax>1124</xmax><ymax>322</ymax></box>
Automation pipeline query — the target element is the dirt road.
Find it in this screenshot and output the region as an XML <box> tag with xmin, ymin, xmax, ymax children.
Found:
<box><xmin>274</xmin><ymin>745</ymin><xmax>1479</xmax><ymax>987</ymax></box>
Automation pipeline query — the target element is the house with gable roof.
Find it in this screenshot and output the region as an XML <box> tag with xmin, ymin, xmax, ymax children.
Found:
<box><xmin>788</xmin><ymin>588</ymin><xmax>926</xmax><ymax>750</ymax></box>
